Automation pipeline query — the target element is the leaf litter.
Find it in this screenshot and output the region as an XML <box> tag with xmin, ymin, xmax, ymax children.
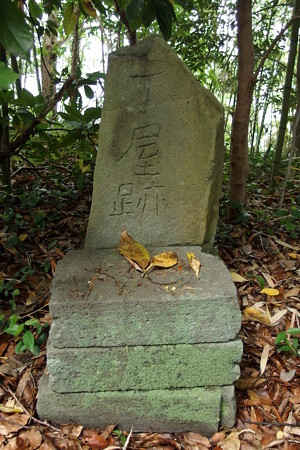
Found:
<box><xmin>0</xmin><ymin>168</ymin><xmax>299</xmax><ymax>449</ymax></box>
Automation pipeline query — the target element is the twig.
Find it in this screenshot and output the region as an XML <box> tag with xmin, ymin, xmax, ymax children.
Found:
<box><xmin>4</xmin><ymin>386</ymin><xmax>61</xmax><ymax>433</ymax></box>
<box><xmin>123</xmin><ymin>426</ymin><xmax>133</xmax><ymax>450</ymax></box>
<box><xmin>254</xmin><ymin>14</ymin><xmax>300</xmax><ymax>82</ymax></box>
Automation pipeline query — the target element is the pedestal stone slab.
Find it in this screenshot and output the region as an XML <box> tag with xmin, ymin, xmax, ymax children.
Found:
<box><xmin>47</xmin><ymin>340</ymin><xmax>242</xmax><ymax>393</ymax></box>
<box><xmin>85</xmin><ymin>35</ymin><xmax>224</xmax><ymax>249</ymax></box>
<box><xmin>49</xmin><ymin>247</ymin><xmax>241</xmax><ymax>348</ymax></box>
<box><xmin>38</xmin><ymin>374</ymin><xmax>236</xmax><ymax>434</ymax></box>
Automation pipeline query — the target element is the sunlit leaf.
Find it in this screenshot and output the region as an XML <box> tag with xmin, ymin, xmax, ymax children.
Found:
<box><xmin>63</xmin><ymin>2</ymin><xmax>79</xmax><ymax>35</ymax></box>
<box><xmin>230</xmin><ymin>272</ymin><xmax>247</xmax><ymax>282</ymax></box>
<box><xmin>119</xmin><ymin>235</ymin><xmax>150</xmax><ymax>270</ymax></box>
<box><xmin>243</xmin><ymin>307</ymin><xmax>271</xmax><ymax>325</ymax></box>
<box><xmin>260</xmin><ymin>287</ymin><xmax>280</xmax><ymax>296</ymax></box>
<box><xmin>187</xmin><ymin>252</ymin><xmax>201</xmax><ymax>278</ymax></box>
<box><xmin>80</xmin><ymin>0</ymin><xmax>97</xmax><ymax>18</ymax></box>
<box><xmin>144</xmin><ymin>251</ymin><xmax>178</xmax><ymax>275</ymax></box>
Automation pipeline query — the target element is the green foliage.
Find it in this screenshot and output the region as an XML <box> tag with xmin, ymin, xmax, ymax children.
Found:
<box><xmin>0</xmin><ymin>314</ymin><xmax>48</xmax><ymax>356</ymax></box>
<box><xmin>275</xmin><ymin>328</ymin><xmax>300</xmax><ymax>357</ymax></box>
<box><xmin>0</xmin><ymin>63</ymin><xmax>20</xmax><ymax>90</ymax></box>
<box><xmin>0</xmin><ymin>0</ymin><xmax>33</xmax><ymax>60</ymax></box>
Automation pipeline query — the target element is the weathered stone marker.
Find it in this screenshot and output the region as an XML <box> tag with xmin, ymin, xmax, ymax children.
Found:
<box><xmin>37</xmin><ymin>35</ymin><xmax>242</xmax><ymax>435</ymax></box>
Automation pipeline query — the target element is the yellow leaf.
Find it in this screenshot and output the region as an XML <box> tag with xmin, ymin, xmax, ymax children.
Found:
<box><xmin>288</xmin><ymin>252</ymin><xmax>300</xmax><ymax>260</ymax></box>
<box><xmin>230</xmin><ymin>272</ymin><xmax>247</xmax><ymax>282</ymax></box>
<box><xmin>144</xmin><ymin>251</ymin><xmax>178</xmax><ymax>276</ymax></box>
<box><xmin>187</xmin><ymin>252</ymin><xmax>201</xmax><ymax>278</ymax></box>
<box><xmin>119</xmin><ymin>231</ymin><xmax>150</xmax><ymax>271</ymax></box>
<box><xmin>243</xmin><ymin>307</ymin><xmax>271</xmax><ymax>325</ymax></box>
<box><xmin>260</xmin><ymin>288</ymin><xmax>280</xmax><ymax>296</ymax></box>
<box><xmin>19</xmin><ymin>233</ymin><xmax>27</xmax><ymax>241</ymax></box>
<box><xmin>0</xmin><ymin>399</ymin><xmax>23</xmax><ymax>413</ymax></box>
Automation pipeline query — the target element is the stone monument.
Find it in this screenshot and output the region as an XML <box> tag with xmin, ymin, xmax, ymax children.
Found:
<box><xmin>37</xmin><ymin>35</ymin><xmax>242</xmax><ymax>435</ymax></box>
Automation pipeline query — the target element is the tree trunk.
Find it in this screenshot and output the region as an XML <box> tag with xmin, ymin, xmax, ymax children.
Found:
<box><xmin>0</xmin><ymin>44</ymin><xmax>10</xmax><ymax>189</ymax></box>
<box><xmin>269</xmin><ymin>0</ymin><xmax>300</xmax><ymax>189</ymax></box>
<box><xmin>41</xmin><ymin>11</ymin><xmax>57</xmax><ymax>103</ymax></box>
<box><xmin>294</xmin><ymin>29</ymin><xmax>300</xmax><ymax>156</ymax></box>
<box><xmin>228</xmin><ymin>0</ymin><xmax>254</xmax><ymax>218</ymax></box>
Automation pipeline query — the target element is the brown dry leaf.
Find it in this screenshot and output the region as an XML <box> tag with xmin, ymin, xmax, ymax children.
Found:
<box><xmin>243</xmin><ymin>307</ymin><xmax>271</xmax><ymax>325</ymax></box>
<box><xmin>0</xmin><ymin>413</ymin><xmax>30</xmax><ymax>435</ymax></box>
<box><xmin>15</xmin><ymin>370</ymin><xmax>31</xmax><ymax>399</ymax></box>
<box><xmin>260</xmin><ymin>343</ymin><xmax>270</xmax><ymax>375</ymax></box>
<box><xmin>135</xmin><ymin>433</ymin><xmax>181</xmax><ymax>449</ymax></box>
<box><xmin>1</xmin><ymin>436</ymin><xmax>29</xmax><ymax>450</ymax></box>
<box><xmin>83</xmin><ymin>434</ymin><xmax>109</xmax><ymax>449</ymax></box>
<box><xmin>183</xmin><ymin>432</ymin><xmax>211</xmax><ymax>448</ymax></box>
<box><xmin>119</xmin><ymin>229</ymin><xmax>135</xmax><ymax>246</ymax></box>
<box><xmin>219</xmin><ymin>432</ymin><xmax>241</xmax><ymax>450</ymax></box>
<box><xmin>219</xmin><ymin>431</ymin><xmax>255</xmax><ymax>450</ymax></box>
<box><xmin>123</xmin><ymin>255</ymin><xmax>144</xmax><ymax>272</ymax></box>
<box><xmin>279</xmin><ymin>368</ymin><xmax>296</xmax><ymax>382</ymax></box>
<box><xmin>144</xmin><ymin>252</ymin><xmax>178</xmax><ymax>275</ymax></box>
<box><xmin>210</xmin><ymin>432</ymin><xmax>226</xmax><ymax>445</ymax></box>
<box><xmin>0</xmin><ymin>356</ymin><xmax>25</xmax><ymax>377</ymax></box>
<box><xmin>187</xmin><ymin>252</ymin><xmax>201</xmax><ymax>278</ymax></box>
<box><xmin>119</xmin><ymin>231</ymin><xmax>150</xmax><ymax>270</ymax></box>
<box><xmin>270</xmin><ymin>309</ymin><xmax>287</xmax><ymax>325</ymax></box>
<box><xmin>60</xmin><ymin>423</ymin><xmax>83</xmax><ymax>437</ymax></box>
<box><xmin>19</xmin><ymin>429</ymin><xmax>43</xmax><ymax>449</ymax></box>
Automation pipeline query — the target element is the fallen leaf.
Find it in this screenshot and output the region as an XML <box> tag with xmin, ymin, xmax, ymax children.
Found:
<box><xmin>243</xmin><ymin>307</ymin><xmax>271</xmax><ymax>325</ymax></box>
<box><xmin>0</xmin><ymin>399</ymin><xmax>23</xmax><ymax>414</ymax></box>
<box><xmin>19</xmin><ymin>429</ymin><xmax>43</xmax><ymax>449</ymax></box>
<box><xmin>83</xmin><ymin>435</ymin><xmax>109</xmax><ymax>449</ymax></box>
<box><xmin>270</xmin><ymin>309</ymin><xmax>287</xmax><ymax>325</ymax></box>
<box><xmin>119</xmin><ymin>229</ymin><xmax>135</xmax><ymax>246</ymax></box>
<box><xmin>280</xmin><ymin>368</ymin><xmax>296</xmax><ymax>382</ymax></box>
<box><xmin>183</xmin><ymin>431</ymin><xmax>211</xmax><ymax>448</ymax></box>
<box><xmin>288</xmin><ymin>252</ymin><xmax>300</xmax><ymax>259</ymax></box>
<box><xmin>260</xmin><ymin>288</ymin><xmax>280</xmax><ymax>296</ymax></box>
<box><xmin>219</xmin><ymin>431</ymin><xmax>241</xmax><ymax>450</ymax></box>
<box><xmin>144</xmin><ymin>252</ymin><xmax>178</xmax><ymax>275</ymax></box>
<box><xmin>187</xmin><ymin>252</ymin><xmax>201</xmax><ymax>278</ymax></box>
<box><xmin>260</xmin><ymin>343</ymin><xmax>270</xmax><ymax>375</ymax></box>
<box><xmin>0</xmin><ymin>413</ymin><xmax>30</xmax><ymax>435</ymax></box>
<box><xmin>230</xmin><ymin>272</ymin><xmax>247</xmax><ymax>282</ymax></box>
<box><xmin>1</xmin><ymin>436</ymin><xmax>29</xmax><ymax>450</ymax></box>
<box><xmin>119</xmin><ymin>231</ymin><xmax>150</xmax><ymax>270</ymax></box>
<box><xmin>210</xmin><ymin>432</ymin><xmax>226</xmax><ymax>445</ymax></box>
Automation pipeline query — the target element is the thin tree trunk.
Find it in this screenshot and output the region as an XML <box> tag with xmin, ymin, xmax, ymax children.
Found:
<box><xmin>0</xmin><ymin>44</ymin><xmax>10</xmax><ymax>189</ymax></box>
<box><xmin>229</xmin><ymin>0</ymin><xmax>255</xmax><ymax>218</ymax></box>
<box><xmin>41</xmin><ymin>11</ymin><xmax>57</xmax><ymax>103</ymax></box>
<box><xmin>294</xmin><ymin>32</ymin><xmax>300</xmax><ymax>156</ymax></box>
<box><xmin>270</xmin><ymin>0</ymin><xmax>300</xmax><ymax>189</ymax></box>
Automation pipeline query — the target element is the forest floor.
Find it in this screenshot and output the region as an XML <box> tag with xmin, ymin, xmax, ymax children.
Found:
<box><xmin>0</xmin><ymin>163</ymin><xmax>299</xmax><ymax>450</ymax></box>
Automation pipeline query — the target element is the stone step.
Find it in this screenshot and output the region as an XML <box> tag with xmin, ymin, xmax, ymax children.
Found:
<box><xmin>49</xmin><ymin>247</ymin><xmax>241</xmax><ymax>347</ymax></box>
<box><xmin>37</xmin><ymin>374</ymin><xmax>236</xmax><ymax>434</ymax></box>
<box><xmin>47</xmin><ymin>340</ymin><xmax>242</xmax><ymax>393</ymax></box>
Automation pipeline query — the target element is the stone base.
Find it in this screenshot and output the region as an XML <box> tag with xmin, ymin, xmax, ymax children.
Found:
<box><xmin>37</xmin><ymin>247</ymin><xmax>242</xmax><ymax>433</ymax></box>
<box><xmin>38</xmin><ymin>375</ymin><xmax>236</xmax><ymax>434</ymax></box>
